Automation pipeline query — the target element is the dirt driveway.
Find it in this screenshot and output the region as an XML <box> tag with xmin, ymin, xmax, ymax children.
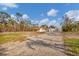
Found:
<box><xmin>0</xmin><ymin>32</ymin><xmax>66</xmax><ymax>56</ymax></box>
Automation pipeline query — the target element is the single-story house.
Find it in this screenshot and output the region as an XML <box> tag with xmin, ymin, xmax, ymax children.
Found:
<box><xmin>37</xmin><ymin>26</ymin><xmax>56</xmax><ymax>33</ymax></box>
<box><xmin>37</xmin><ymin>28</ymin><xmax>47</xmax><ymax>33</ymax></box>
<box><xmin>48</xmin><ymin>28</ymin><xmax>56</xmax><ymax>32</ymax></box>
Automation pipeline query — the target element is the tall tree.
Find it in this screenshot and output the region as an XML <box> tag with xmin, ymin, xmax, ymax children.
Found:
<box><xmin>0</xmin><ymin>12</ymin><xmax>10</xmax><ymax>32</ymax></box>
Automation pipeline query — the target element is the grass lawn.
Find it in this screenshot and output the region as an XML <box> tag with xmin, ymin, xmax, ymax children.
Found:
<box><xmin>0</xmin><ymin>32</ymin><xmax>27</xmax><ymax>44</ymax></box>
<box><xmin>64</xmin><ymin>38</ymin><xmax>79</xmax><ymax>56</ymax></box>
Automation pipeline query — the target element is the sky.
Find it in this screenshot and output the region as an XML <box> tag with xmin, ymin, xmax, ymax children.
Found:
<box><xmin>0</xmin><ymin>3</ymin><xmax>79</xmax><ymax>28</ymax></box>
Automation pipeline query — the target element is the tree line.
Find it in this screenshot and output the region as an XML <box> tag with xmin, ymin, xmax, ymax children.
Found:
<box><xmin>62</xmin><ymin>14</ymin><xmax>79</xmax><ymax>32</ymax></box>
<box><xmin>0</xmin><ymin>11</ymin><xmax>57</xmax><ymax>32</ymax></box>
<box><xmin>0</xmin><ymin>12</ymin><xmax>39</xmax><ymax>32</ymax></box>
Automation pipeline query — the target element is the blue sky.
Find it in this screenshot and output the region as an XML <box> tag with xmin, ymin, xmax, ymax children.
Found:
<box><xmin>0</xmin><ymin>3</ymin><xmax>79</xmax><ymax>28</ymax></box>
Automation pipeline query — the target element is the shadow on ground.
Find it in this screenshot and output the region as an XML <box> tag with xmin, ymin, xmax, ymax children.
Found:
<box><xmin>26</xmin><ymin>38</ymin><xmax>65</xmax><ymax>54</ymax></box>
<box><xmin>0</xmin><ymin>46</ymin><xmax>7</xmax><ymax>56</ymax></box>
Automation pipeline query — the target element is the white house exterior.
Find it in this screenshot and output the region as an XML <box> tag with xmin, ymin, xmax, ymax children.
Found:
<box><xmin>48</xmin><ymin>28</ymin><xmax>56</xmax><ymax>32</ymax></box>
<box><xmin>37</xmin><ymin>28</ymin><xmax>46</xmax><ymax>33</ymax></box>
<box><xmin>37</xmin><ymin>26</ymin><xmax>56</xmax><ymax>33</ymax></box>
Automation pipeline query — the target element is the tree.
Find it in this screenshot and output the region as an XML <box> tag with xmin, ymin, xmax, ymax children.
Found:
<box><xmin>16</xmin><ymin>12</ymin><xmax>32</xmax><ymax>31</ymax></box>
<box><xmin>62</xmin><ymin>14</ymin><xmax>75</xmax><ymax>32</ymax></box>
<box><xmin>0</xmin><ymin>12</ymin><xmax>33</xmax><ymax>32</ymax></box>
<box><xmin>0</xmin><ymin>12</ymin><xmax>10</xmax><ymax>32</ymax></box>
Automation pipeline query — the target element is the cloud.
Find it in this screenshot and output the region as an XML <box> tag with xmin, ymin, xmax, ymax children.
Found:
<box><xmin>31</xmin><ymin>18</ymin><xmax>49</xmax><ymax>26</ymax></box>
<box><xmin>30</xmin><ymin>17</ymin><xmax>60</xmax><ymax>27</ymax></box>
<box><xmin>22</xmin><ymin>14</ymin><xmax>29</xmax><ymax>19</ymax></box>
<box><xmin>11</xmin><ymin>14</ymin><xmax>17</xmax><ymax>20</ymax></box>
<box><xmin>11</xmin><ymin>14</ymin><xmax>29</xmax><ymax>21</ymax></box>
<box><xmin>48</xmin><ymin>20</ymin><xmax>56</xmax><ymax>26</ymax></box>
<box><xmin>65</xmin><ymin>10</ymin><xmax>79</xmax><ymax>21</ymax></box>
<box><xmin>38</xmin><ymin>18</ymin><xmax>57</xmax><ymax>27</ymax></box>
<box><xmin>39</xmin><ymin>18</ymin><xmax>49</xmax><ymax>26</ymax></box>
<box><xmin>31</xmin><ymin>20</ymin><xmax>39</xmax><ymax>25</ymax></box>
<box><xmin>47</xmin><ymin>9</ymin><xmax>58</xmax><ymax>16</ymax></box>
<box><xmin>76</xmin><ymin>16</ymin><xmax>79</xmax><ymax>21</ymax></box>
<box><xmin>11</xmin><ymin>14</ymin><xmax>15</xmax><ymax>18</ymax></box>
<box><xmin>0</xmin><ymin>3</ymin><xmax>18</xmax><ymax>8</ymax></box>
<box><xmin>2</xmin><ymin>7</ymin><xmax>8</xmax><ymax>11</ymax></box>
<box><xmin>57</xmin><ymin>18</ymin><xmax>62</xmax><ymax>21</ymax></box>
<box><xmin>31</xmin><ymin>18</ymin><xmax>61</xmax><ymax>29</ymax></box>
<box><xmin>48</xmin><ymin>19</ymin><xmax>61</xmax><ymax>29</ymax></box>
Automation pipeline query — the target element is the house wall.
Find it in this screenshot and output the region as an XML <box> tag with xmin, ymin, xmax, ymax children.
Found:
<box><xmin>48</xmin><ymin>28</ymin><xmax>55</xmax><ymax>32</ymax></box>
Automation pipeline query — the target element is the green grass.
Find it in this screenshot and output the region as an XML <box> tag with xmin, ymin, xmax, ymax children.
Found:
<box><xmin>63</xmin><ymin>31</ymin><xmax>79</xmax><ymax>34</ymax></box>
<box><xmin>64</xmin><ymin>38</ymin><xmax>79</xmax><ymax>55</ymax></box>
<box><xmin>0</xmin><ymin>32</ymin><xmax>27</xmax><ymax>44</ymax></box>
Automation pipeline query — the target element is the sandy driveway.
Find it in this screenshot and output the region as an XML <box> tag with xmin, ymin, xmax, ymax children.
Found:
<box><xmin>0</xmin><ymin>32</ymin><xmax>66</xmax><ymax>56</ymax></box>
